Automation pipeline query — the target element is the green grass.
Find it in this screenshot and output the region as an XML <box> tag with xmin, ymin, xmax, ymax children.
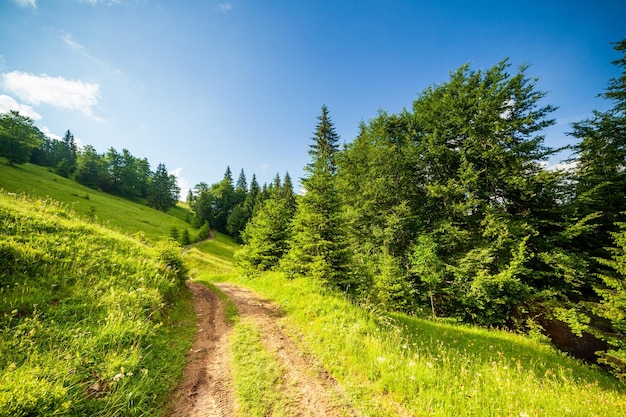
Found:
<box><xmin>0</xmin><ymin>191</ymin><xmax>196</xmax><ymax>416</ymax></box>
<box><xmin>184</xmin><ymin>233</ymin><xmax>240</xmax><ymax>281</ymax></box>
<box><xmin>230</xmin><ymin>318</ymin><xmax>290</xmax><ymax>417</ymax></box>
<box><xmin>225</xmin><ymin>272</ymin><xmax>626</xmax><ymax>416</ymax></box>
<box><xmin>0</xmin><ymin>157</ymin><xmax>194</xmax><ymax>242</ymax></box>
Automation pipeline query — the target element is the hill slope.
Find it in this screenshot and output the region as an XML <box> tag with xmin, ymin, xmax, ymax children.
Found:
<box><xmin>0</xmin><ymin>191</ymin><xmax>195</xmax><ymax>416</ymax></box>
<box><xmin>0</xmin><ymin>157</ymin><xmax>192</xmax><ymax>241</ymax></box>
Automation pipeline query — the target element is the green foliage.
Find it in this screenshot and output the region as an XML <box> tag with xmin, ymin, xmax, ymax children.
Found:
<box><xmin>0</xmin><ymin>110</ymin><xmax>43</xmax><ymax>165</ymax></box>
<box><xmin>180</xmin><ymin>228</ymin><xmax>191</xmax><ymax>245</ymax></box>
<box><xmin>196</xmin><ymin>220</ymin><xmax>212</xmax><ymax>241</ymax></box>
<box><xmin>337</xmin><ymin>59</ymin><xmax>560</xmax><ymax>324</ymax></box>
<box><xmin>226</xmin><ymin>204</ymin><xmax>250</xmax><ymax>242</ymax></box>
<box><xmin>235</xmin><ymin>189</ymin><xmax>294</xmax><ymax>273</ymax></box>
<box><xmin>54</xmin><ymin>130</ymin><xmax>78</xmax><ymax>177</ymax></box>
<box><xmin>75</xmin><ymin>145</ymin><xmax>109</xmax><ymax>189</ymax></box>
<box><xmin>409</xmin><ymin>234</ymin><xmax>445</xmax><ymax>317</ymax></box>
<box><xmin>595</xmin><ymin>221</ymin><xmax>626</xmax><ymax>380</ymax></box>
<box><xmin>211</xmin><ymin>167</ymin><xmax>236</xmax><ymax>233</ymax></box>
<box><xmin>0</xmin><ymin>191</ymin><xmax>193</xmax><ymax>416</ymax></box>
<box><xmin>370</xmin><ymin>249</ymin><xmax>416</xmax><ymax>312</ymax></box>
<box><xmin>0</xmin><ymin>158</ymin><xmax>193</xmax><ymax>242</ymax></box>
<box><xmin>148</xmin><ymin>162</ymin><xmax>180</xmax><ymax>212</ymax></box>
<box><xmin>282</xmin><ymin>106</ymin><xmax>354</xmax><ymax>291</ymax></box>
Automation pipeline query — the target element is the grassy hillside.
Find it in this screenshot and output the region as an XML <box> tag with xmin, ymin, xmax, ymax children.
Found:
<box><xmin>0</xmin><ymin>191</ymin><xmax>196</xmax><ymax>416</ymax></box>
<box><xmin>0</xmin><ymin>157</ymin><xmax>193</xmax><ymax>242</ymax></box>
<box><xmin>187</xmin><ymin>237</ymin><xmax>626</xmax><ymax>416</ymax></box>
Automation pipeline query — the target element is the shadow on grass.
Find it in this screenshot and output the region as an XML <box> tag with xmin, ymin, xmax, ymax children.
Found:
<box><xmin>389</xmin><ymin>312</ymin><xmax>625</xmax><ymax>393</ymax></box>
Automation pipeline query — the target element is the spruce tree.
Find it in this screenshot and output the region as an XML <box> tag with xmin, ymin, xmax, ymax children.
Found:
<box><xmin>211</xmin><ymin>167</ymin><xmax>236</xmax><ymax>233</ymax></box>
<box><xmin>281</xmin><ymin>106</ymin><xmax>353</xmax><ymax>291</ymax></box>
<box><xmin>570</xmin><ymin>39</ymin><xmax>626</xmax><ymax>376</ymax></box>
<box><xmin>235</xmin><ymin>173</ymin><xmax>295</xmax><ymax>273</ymax></box>
<box><xmin>148</xmin><ymin>163</ymin><xmax>180</xmax><ymax>212</ymax></box>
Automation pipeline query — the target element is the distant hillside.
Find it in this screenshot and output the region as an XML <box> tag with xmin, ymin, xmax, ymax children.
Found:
<box><xmin>0</xmin><ymin>157</ymin><xmax>193</xmax><ymax>241</ymax></box>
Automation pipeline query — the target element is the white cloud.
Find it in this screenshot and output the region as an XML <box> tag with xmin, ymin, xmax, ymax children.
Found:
<box><xmin>12</xmin><ymin>0</ymin><xmax>36</xmax><ymax>8</ymax></box>
<box><xmin>39</xmin><ymin>125</ymin><xmax>62</xmax><ymax>141</ymax></box>
<box><xmin>216</xmin><ymin>3</ymin><xmax>232</xmax><ymax>13</ymax></box>
<box><xmin>2</xmin><ymin>71</ymin><xmax>101</xmax><ymax>120</ymax></box>
<box><xmin>62</xmin><ymin>33</ymin><xmax>85</xmax><ymax>51</ymax></box>
<box><xmin>62</xmin><ymin>33</ymin><xmax>121</xmax><ymax>75</ymax></box>
<box><xmin>79</xmin><ymin>0</ymin><xmax>120</xmax><ymax>5</ymax></box>
<box><xmin>170</xmin><ymin>167</ymin><xmax>190</xmax><ymax>198</ymax></box>
<box><xmin>546</xmin><ymin>160</ymin><xmax>578</xmax><ymax>172</ymax></box>
<box><xmin>0</xmin><ymin>94</ymin><xmax>42</xmax><ymax>120</ymax></box>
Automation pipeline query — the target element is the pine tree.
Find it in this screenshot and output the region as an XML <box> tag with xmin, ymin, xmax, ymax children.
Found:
<box><xmin>211</xmin><ymin>167</ymin><xmax>236</xmax><ymax>233</ymax></box>
<box><xmin>148</xmin><ymin>163</ymin><xmax>180</xmax><ymax>211</ymax></box>
<box><xmin>75</xmin><ymin>145</ymin><xmax>108</xmax><ymax>189</ymax></box>
<box><xmin>281</xmin><ymin>106</ymin><xmax>353</xmax><ymax>291</ymax></box>
<box><xmin>571</xmin><ymin>39</ymin><xmax>626</xmax><ymax>256</ymax></box>
<box><xmin>235</xmin><ymin>173</ymin><xmax>295</xmax><ymax>272</ymax></box>
<box><xmin>570</xmin><ymin>39</ymin><xmax>626</xmax><ymax>378</ymax></box>
<box><xmin>54</xmin><ymin>130</ymin><xmax>78</xmax><ymax>177</ymax></box>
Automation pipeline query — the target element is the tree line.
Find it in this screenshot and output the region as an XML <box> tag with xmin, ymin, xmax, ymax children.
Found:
<box><xmin>0</xmin><ymin>115</ymin><xmax>180</xmax><ymax>211</ymax></box>
<box><xmin>185</xmin><ymin>166</ymin><xmax>296</xmax><ymax>242</ymax></box>
<box><xmin>235</xmin><ymin>40</ymin><xmax>626</xmax><ymax>382</ymax></box>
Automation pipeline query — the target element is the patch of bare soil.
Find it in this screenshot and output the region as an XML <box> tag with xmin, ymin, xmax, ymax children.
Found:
<box><xmin>168</xmin><ymin>281</ymin><xmax>357</xmax><ymax>417</ymax></box>
<box><xmin>167</xmin><ymin>282</ymin><xmax>234</xmax><ymax>417</ymax></box>
<box><xmin>216</xmin><ymin>283</ymin><xmax>357</xmax><ymax>417</ymax></box>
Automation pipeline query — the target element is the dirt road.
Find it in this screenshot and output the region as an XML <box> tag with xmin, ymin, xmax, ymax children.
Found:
<box><xmin>167</xmin><ymin>281</ymin><xmax>355</xmax><ymax>417</ymax></box>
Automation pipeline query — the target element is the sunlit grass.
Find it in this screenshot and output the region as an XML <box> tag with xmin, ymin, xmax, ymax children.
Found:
<box><xmin>0</xmin><ymin>191</ymin><xmax>196</xmax><ymax>416</ymax></box>
<box><xmin>0</xmin><ymin>157</ymin><xmax>194</xmax><ymax>241</ymax></box>
<box><xmin>229</xmin><ymin>272</ymin><xmax>626</xmax><ymax>416</ymax></box>
<box><xmin>185</xmin><ymin>232</ymin><xmax>240</xmax><ymax>281</ymax></box>
<box><xmin>230</xmin><ymin>318</ymin><xmax>290</xmax><ymax>417</ymax></box>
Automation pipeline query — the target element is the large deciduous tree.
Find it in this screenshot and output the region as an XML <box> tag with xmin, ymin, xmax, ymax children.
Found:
<box><xmin>0</xmin><ymin>111</ymin><xmax>42</xmax><ymax>165</ymax></box>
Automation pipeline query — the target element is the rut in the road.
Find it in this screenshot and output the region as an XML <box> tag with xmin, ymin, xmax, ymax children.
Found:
<box><xmin>167</xmin><ymin>281</ymin><xmax>357</xmax><ymax>417</ymax></box>
<box><xmin>168</xmin><ymin>282</ymin><xmax>234</xmax><ymax>417</ymax></box>
<box><xmin>216</xmin><ymin>283</ymin><xmax>356</xmax><ymax>417</ymax></box>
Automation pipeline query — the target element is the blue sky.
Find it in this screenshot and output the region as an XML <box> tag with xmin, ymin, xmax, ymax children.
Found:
<box><xmin>1</xmin><ymin>0</ymin><xmax>624</xmax><ymax>195</ymax></box>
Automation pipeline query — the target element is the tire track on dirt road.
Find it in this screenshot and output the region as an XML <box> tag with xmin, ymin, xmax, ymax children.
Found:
<box><xmin>168</xmin><ymin>281</ymin><xmax>358</xmax><ymax>417</ymax></box>
<box><xmin>216</xmin><ymin>283</ymin><xmax>357</xmax><ymax>417</ymax></box>
<box><xmin>168</xmin><ymin>282</ymin><xmax>234</xmax><ymax>417</ymax></box>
